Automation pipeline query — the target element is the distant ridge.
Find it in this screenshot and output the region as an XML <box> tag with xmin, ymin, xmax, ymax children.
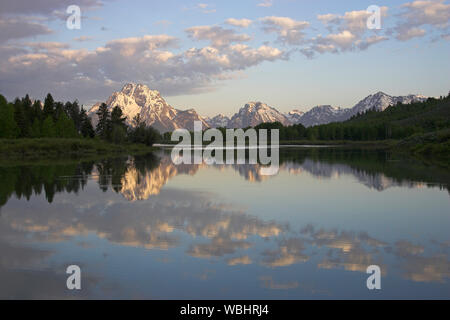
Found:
<box><xmin>88</xmin><ymin>84</ymin><xmax>428</xmax><ymax>131</ymax></box>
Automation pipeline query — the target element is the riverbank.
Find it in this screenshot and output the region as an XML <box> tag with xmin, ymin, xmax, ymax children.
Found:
<box><xmin>0</xmin><ymin>138</ymin><xmax>157</xmax><ymax>162</ymax></box>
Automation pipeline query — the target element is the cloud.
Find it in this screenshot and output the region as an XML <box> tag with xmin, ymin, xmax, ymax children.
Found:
<box><xmin>225</xmin><ymin>18</ymin><xmax>253</xmax><ymax>28</ymax></box>
<box><xmin>186</xmin><ymin>25</ymin><xmax>251</xmax><ymax>47</ymax></box>
<box><xmin>196</xmin><ymin>3</ymin><xmax>216</xmax><ymax>14</ymax></box>
<box><xmin>260</xmin><ymin>16</ymin><xmax>310</xmax><ymax>45</ymax></box>
<box><xmin>258</xmin><ymin>0</ymin><xmax>273</xmax><ymax>7</ymax></box>
<box><xmin>73</xmin><ymin>36</ymin><xmax>94</xmax><ymax>42</ymax></box>
<box><xmin>0</xmin><ymin>0</ymin><xmax>105</xmax><ymax>16</ymax></box>
<box><xmin>395</xmin><ymin>0</ymin><xmax>450</xmax><ymax>41</ymax></box>
<box><xmin>396</xmin><ymin>27</ymin><xmax>426</xmax><ymax>40</ymax></box>
<box><xmin>227</xmin><ymin>255</ymin><xmax>252</xmax><ymax>265</ymax></box>
<box><xmin>0</xmin><ymin>17</ymin><xmax>52</xmax><ymax>43</ymax></box>
<box><xmin>318</xmin><ymin>8</ymin><xmax>388</xmax><ymax>35</ymax></box>
<box><xmin>302</xmin><ymin>7</ymin><xmax>389</xmax><ymax>57</ymax></box>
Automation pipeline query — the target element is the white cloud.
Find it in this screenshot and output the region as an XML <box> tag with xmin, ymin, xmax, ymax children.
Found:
<box><xmin>260</xmin><ymin>16</ymin><xmax>310</xmax><ymax>45</ymax></box>
<box><xmin>225</xmin><ymin>18</ymin><xmax>253</xmax><ymax>28</ymax></box>
<box><xmin>257</xmin><ymin>0</ymin><xmax>273</xmax><ymax>8</ymax></box>
<box><xmin>395</xmin><ymin>0</ymin><xmax>450</xmax><ymax>41</ymax></box>
<box><xmin>186</xmin><ymin>25</ymin><xmax>251</xmax><ymax>47</ymax></box>
<box><xmin>0</xmin><ymin>33</ymin><xmax>285</xmax><ymax>103</ymax></box>
<box><xmin>396</xmin><ymin>27</ymin><xmax>426</xmax><ymax>41</ymax></box>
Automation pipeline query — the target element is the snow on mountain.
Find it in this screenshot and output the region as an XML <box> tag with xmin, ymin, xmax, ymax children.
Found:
<box><xmin>292</xmin><ymin>92</ymin><xmax>428</xmax><ymax>127</ymax></box>
<box><xmin>88</xmin><ymin>86</ymin><xmax>428</xmax><ymax>132</ymax></box>
<box><xmin>295</xmin><ymin>105</ymin><xmax>350</xmax><ymax>127</ymax></box>
<box><xmin>205</xmin><ymin>114</ymin><xmax>230</xmax><ymax>128</ymax></box>
<box><xmin>228</xmin><ymin>102</ymin><xmax>291</xmax><ymax>128</ymax></box>
<box><xmin>351</xmin><ymin>91</ymin><xmax>427</xmax><ymax>114</ymax></box>
<box><xmin>284</xmin><ymin>109</ymin><xmax>305</xmax><ymax>124</ymax></box>
<box><xmin>88</xmin><ymin>83</ymin><xmax>208</xmax><ymax>132</ymax></box>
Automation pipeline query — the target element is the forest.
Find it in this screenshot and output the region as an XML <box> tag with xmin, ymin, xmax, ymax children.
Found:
<box><xmin>0</xmin><ymin>93</ymin><xmax>160</xmax><ymax>146</ymax></box>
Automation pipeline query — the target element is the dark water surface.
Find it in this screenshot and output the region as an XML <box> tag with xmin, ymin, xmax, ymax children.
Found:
<box><xmin>0</xmin><ymin>148</ymin><xmax>449</xmax><ymax>299</ymax></box>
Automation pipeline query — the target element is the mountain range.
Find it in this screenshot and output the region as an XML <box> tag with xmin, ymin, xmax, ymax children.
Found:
<box><xmin>88</xmin><ymin>83</ymin><xmax>427</xmax><ymax>132</ymax></box>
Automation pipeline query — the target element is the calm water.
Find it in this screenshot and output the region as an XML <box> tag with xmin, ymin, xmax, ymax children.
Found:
<box><xmin>0</xmin><ymin>148</ymin><xmax>449</xmax><ymax>299</ymax></box>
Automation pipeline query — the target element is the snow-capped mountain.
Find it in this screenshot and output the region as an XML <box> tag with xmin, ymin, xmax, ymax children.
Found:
<box><xmin>294</xmin><ymin>105</ymin><xmax>350</xmax><ymax>127</ymax></box>
<box><xmin>205</xmin><ymin>114</ymin><xmax>230</xmax><ymax>128</ymax></box>
<box><xmin>290</xmin><ymin>92</ymin><xmax>427</xmax><ymax>127</ymax></box>
<box><xmin>228</xmin><ymin>102</ymin><xmax>291</xmax><ymax>128</ymax></box>
<box><xmin>351</xmin><ymin>91</ymin><xmax>427</xmax><ymax>114</ymax></box>
<box><xmin>88</xmin><ymin>83</ymin><xmax>209</xmax><ymax>132</ymax></box>
<box><xmin>285</xmin><ymin>109</ymin><xmax>305</xmax><ymax>124</ymax></box>
<box><xmin>88</xmin><ymin>85</ymin><xmax>428</xmax><ymax>132</ymax></box>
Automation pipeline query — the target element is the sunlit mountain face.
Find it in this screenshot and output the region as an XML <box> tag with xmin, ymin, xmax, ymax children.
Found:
<box><xmin>0</xmin><ymin>148</ymin><xmax>449</xmax><ymax>299</ymax></box>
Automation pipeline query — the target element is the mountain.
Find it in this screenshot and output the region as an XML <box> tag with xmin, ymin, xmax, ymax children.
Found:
<box><xmin>88</xmin><ymin>83</ymin><xmax>209</xmax><ymax>132</ymax></box>
<box><xmin>351</xmin><ymin>91</ymin><xmax>427</xmax><ymax>114</ymax></box>
<box><xmin>205</xmin><ymin>114</ymin><xmax>230</xmax><ymax>128</ymax></box>
<box><xmin>285</xmin><ymin>109</ymin><xmax>305</xmax><ymax>124</ymax></box>
<box><xmin>228</xmin><ymin>102</ymin><xmax>291</xmax><ymax>128</ymax></box>
<box><xmin>290</xmin><ymin>92</ymin><xmax>428</xmax><ymax>127</ymax></box>
<box><xmin>292</xmin><ymin>105</ymin><xmax>349</xmax><ymax>127</ymax></box>
<box><xmin>88</xmin><ymin>85</ymin><xmax>428</xmax><ymax>132</ymax></box>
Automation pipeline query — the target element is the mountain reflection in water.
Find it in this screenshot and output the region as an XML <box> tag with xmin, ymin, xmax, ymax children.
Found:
<box><xmin>0</xmin><ymin>148</ymin><xmax>449</xmax><ymax>299</ymax></box>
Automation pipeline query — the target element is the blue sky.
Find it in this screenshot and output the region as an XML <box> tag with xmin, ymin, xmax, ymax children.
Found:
<box><xmin>0</xmin><ymin>0</ymin><xmax>449</xmax><ymax>116</ymax></box>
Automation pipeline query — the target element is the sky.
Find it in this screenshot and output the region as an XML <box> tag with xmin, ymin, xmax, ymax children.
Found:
<box><xmin>0</xmin><ymin>0</ymin><xmax>449</xmax><ymax>116</ymax></box>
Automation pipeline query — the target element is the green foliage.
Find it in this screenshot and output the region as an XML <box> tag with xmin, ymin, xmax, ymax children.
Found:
<box><xmin>0</xmin><ymin>95</ymin><xmax>19</xmax><ymax>138</ymax></box>
<box><xmin>95</xmin><ymin>103</ymin><xmax>111</xmax><ymax>140</ymax></box>
<box><xmin>55</xmin><ymin>111</ymin><xmax>78</xmax><ymax>138</ymax></box>
<box><xmin>41</xmin><ymin>116</ymin><xmax>56</xmax><ymax>138</ymax></box>
<box><xmin>128</xmin><ymin>113</ymin><xmax>161</xmax><ymax>146</ymax></box>
<box><xmin>247</xmin><ymin>95</ymin><xmax>450</xmax><ymax>142</ymax></box>
<box><xmin>80</xmin><ymin>108</ymin><xmax>95</xmax><ymax>138</ymax></box>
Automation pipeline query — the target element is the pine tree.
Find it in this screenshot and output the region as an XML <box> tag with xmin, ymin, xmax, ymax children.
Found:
<box><xmin>55</xmin><ymin>112</ymin><xmax>78</xmax><ymax>138</ymax></box>
<box><xmin>95</xmin><ymin>103</ymin><xmax>111</xmax><ymax>140</ymax></box>
<box><xmin>30</xmin><ymin>119</ymin><xmax>41</xmax><ymax>138</ymax></box>
<box><xmin>43</xmin><ymin>93</ymin><xmax>54</xmax><ymax>119</ymax></box>
<box><xmin>80</xmin><ymin>108</ymin><xmax>95</xmax><ymax>138</ymax></box>
<box><xmin>41</xmin><ymin>116</ymin><xmax>56</xmax><ymax>138</ymax></box>
<box><xmin>13</xmin><ymin>98</ymin><xmax>30</xmax><ymax>137</ymax></box>
<box><xmin>31</xmin><ymin>100</ymin><xmax>42</xmax><ymax>123</ymax></box>
<box><xmin>0</xmin><ymin>95</ymin><xmax>19</xmax><ymax>138</ymax></box>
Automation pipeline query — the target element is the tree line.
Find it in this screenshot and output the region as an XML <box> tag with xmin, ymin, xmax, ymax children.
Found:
<box><xmin>253</xmin><ymin>93</ymin><xmax>450</xmax><ymax>141</ymax></box>
<box><xmin>0</xmin><ymin>93</ymin><xmax>160</xmax><ymax>146</ymax></box>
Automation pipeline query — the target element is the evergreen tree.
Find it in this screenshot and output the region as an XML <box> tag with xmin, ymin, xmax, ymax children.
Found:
<box><xmin>55</xmin><ymin>112</ymin><xmax>78</xmax><ymax>138</ymax></box>
<box><xmin>111</xmin><ymin>105</ymin><xmax>127</xmax><ymax>129</ymax></box>
<box><xmin>95</xmin><ymin>103</ymin><xmax>111</xmax><ymax>139</ymax></box>
<box><xmin>80</xmin><ymin>108</ymin><xmax>95</xmax><ymax>138</ymax></box>
<box><xmin>0</xmin><ymin>95</ymin><xmax>19</xmax><ymax>138</ymax></box>
<box><xmin>13</xmin><ymin>98</ymin><xmax>30</xmax><ymax>137</ymax></box>
<box><xmin>65</xmin><ymin>100</ymin><xmax>81</xmax><ymax>132</ymax></box>
<box><xmin>41</xmin><ymin>116</ymin><xmax>56</xmax><ymax>137</ymax></box>
<box><xmin>43</xmin><ymin>93</ymin><xmax>54</xmax><ymax>119</ymax></box>
<box><xmin>30</xmin><ymin>119</ymin><xmax>41</xmax><ymax>138</ymax></box>
<box><xmin>31</xmin><ymin>100</ymin><xmax>42</xmax><ymax>123</ymax></box>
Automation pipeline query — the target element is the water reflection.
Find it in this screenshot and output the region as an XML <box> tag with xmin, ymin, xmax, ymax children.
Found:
<box><xmin>0</xmin><ymin>148</ymin><xmax>449</xmax><ymax>299</ymax></box>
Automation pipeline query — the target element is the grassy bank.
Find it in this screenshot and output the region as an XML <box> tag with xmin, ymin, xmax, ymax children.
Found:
<box><xmin>0</xmin><ymin>138</ymin><xmax>157</xmax><ymax>162</ymax></box>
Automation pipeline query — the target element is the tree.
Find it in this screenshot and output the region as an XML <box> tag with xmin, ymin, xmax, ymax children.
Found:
<box><xmin>80</xmin><ymin>108</ymin><xmax>95</xmax><ymax>138</ymax></box>
<box><xmin>43</xmin><ymin>93</ymin><xmax>55</xmax><ymax>119</ymax></box>
<box><xmin>13</xmin><ymin>98</ymin><xmax>30</xmax><ymax>137</ymax></box>
<box><xmin>41</xmin><ymin>116</ymin><xmax>56</xmax><ymax>137</ymax></box>
<box><xmin>95</xmin><ymin>103</ymin><xmax>111</xmax><ymax>140</ymax></box>
<box><xmin>129</xmin><ymin>113</ymin><xmax>160</xmax><ymax>146</ymax></box>
<box><xmin>30</xmin><ymin>119</ymin><xmax>41</xmax><ymax>138</ymax></box>
<box><xmin>0</xmin><ymin>95</ymin><xmax>19</xmax><ymax>138</ymax></box>
<box><xmin>111</xmin><ymin>106</ymin><xmax>127</xmax><ymax>129</ymax></box>
<box><xmin>55</xmin><ymin>111</ymin><xmax>77</xmax><ymax>138</ymax></box>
